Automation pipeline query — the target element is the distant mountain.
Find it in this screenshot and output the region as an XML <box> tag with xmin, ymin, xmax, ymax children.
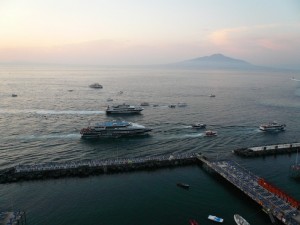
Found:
<box><xmin>171</xmin><ymin>53</ymin><xmax>260</xmax><ymax>70</ymax></box>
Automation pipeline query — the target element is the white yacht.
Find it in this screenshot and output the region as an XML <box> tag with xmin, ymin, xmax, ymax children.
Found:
<box><xmin>106</xmin><ymin>103</ymin><xmax>144</xmax><ymax>114</ymax></box>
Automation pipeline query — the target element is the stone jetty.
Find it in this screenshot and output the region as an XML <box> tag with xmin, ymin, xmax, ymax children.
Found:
<box><xmin>233</xmin><ymin>142</ymin><xmax>300</xmax><ymax>157</ymax></box>
<box><xmin>0</xmin><ymin>153</ymin><xmax>199</xmax><ymax>184</ymax></box>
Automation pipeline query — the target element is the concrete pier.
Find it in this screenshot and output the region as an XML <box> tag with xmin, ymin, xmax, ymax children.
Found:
<box><xmin>197</xmin><ymin>155</ymin><xmax>300</xmax><ymax>225</ymax></box>
<box><xmin>233</xmin><ymin>142</ymin><xmax>300</xmax><ymax>157</ymax></box>
<box><xmin>0</xmin><ymin>153</ymin><xmax>199</xmax><ymax>184</ymax></box>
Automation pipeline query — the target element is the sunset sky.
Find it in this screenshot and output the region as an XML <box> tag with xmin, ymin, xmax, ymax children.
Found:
<box><xmin>0</xmin><ymin>0</ymin><xmax>300</xmax><ymax>68</ymax></box>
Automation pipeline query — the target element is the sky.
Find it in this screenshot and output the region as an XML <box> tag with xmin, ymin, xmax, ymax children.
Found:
<box><xmin>0</xmin><ymin>0</ymin><xmax>300</xmax><ymax>68</ymax></box>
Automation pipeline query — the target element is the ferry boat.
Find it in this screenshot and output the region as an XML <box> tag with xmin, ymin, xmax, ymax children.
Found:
<box><xmin>208</xmin><ymin>215</ymin><xmax>223</xmax><ymax>223</ymax></box>
<box><xmin>205</xmin><ymin>130</ymin><xmax>217</xmax><ymax>136</ymax></box>
<box><xmin>192</xmin><ymin>123</ymin><xmax>206</xmax><ymax>129</ymax></box>
<box><xmin>259</xmin><ymin>122</ymin><xmax>286</xmax><ymax>132</ymax></box>
<box><xmin>234</xmin><ymin>214</ymin><xmax>250</xmax><ymax>225</ymax></box>
<box><xmin>80</xmin><ymin>120</ymin><xmax>152</xmax><ymax>139</ymax></box>
<box><xmin>106</xmin><ymin>104</ymin><xmax>144</xmax><ymax>114</ymax></box>
<box><xmin>89</xmin><ymin>83</ymin><xmax>103</xmax><ymax>89</ymax></box>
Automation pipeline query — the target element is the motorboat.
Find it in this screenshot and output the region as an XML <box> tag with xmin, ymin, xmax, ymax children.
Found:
<box><xmin>189</xmin><ymin>219</ymin><xmax>199</xmax><ymax>225</ymax></box>
<box><xmin>168</xmin><ymin>104</ymin><xmax>176</xmax><ymax>108</ymax></box>
<box><xmin>80</xmin><ymin>120</ymin><xmax>152</xmax><ymax>139</ymax></box>
<box><xmin>208</xmin><ymin>215</ymin><xmax>223</xmax><ymax>223</ymax></box>
<box><xmin>234</xmin><ymin>214</ymin><xmax>250</xmax><ymax>225</ymax></box>
<box><xmin>11</xmin><ymin>94</ymin><xmax>18</xmax><ymax>97</ymax></box>
<box><xmin>209</xmin><ymin>94</ymin><xmax>216</xmax><ymax>97</ymax></box>
<box><xmin>205</xmin><ymin>130</ymin><xmax>217</xmax><ymax>137</ymax></box>
<box><xmin>107</xmin><ymin>98</ymin><xmax>113</xmax><ymax>102</ymax></box>
<box><xmin>140</xmin><ymin>102</ymin><xmax>150</xmax><ymax>106</ymax></box>
<box><xmin>106</xmin><ymin>103</ymin><xmax>144</xmax><ymax>114</ymax></box>
<box><xmin>176</xmin><ymin>183</ymin><xmax>190</xmax><ymax>189</ymax></box>
<box><xmin>259</xmin><ymin>122</ymin><xmax>286</xmax><ymax>132</ymax></box>
<box><xmin>89</xmin><ymin>83</ymin><xmax>103</xmax><ymax>88</ymax></box>
<box><xmin>192</xmin><ymin>123</ymin><xmax>206</xmax><ymax>129</ymax></box>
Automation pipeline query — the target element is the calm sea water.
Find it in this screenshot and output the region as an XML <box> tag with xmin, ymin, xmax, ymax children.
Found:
<box><xmin>0</xmin><ymin>65</ymin><xmax>299</xmax><ymax>225</ymax></box>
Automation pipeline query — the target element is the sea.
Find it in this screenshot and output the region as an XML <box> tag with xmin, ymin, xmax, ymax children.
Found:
<box><xmin>0</xmin><ymin>65</ymin><xmax>299</xmax><ymax>225</ymax></box>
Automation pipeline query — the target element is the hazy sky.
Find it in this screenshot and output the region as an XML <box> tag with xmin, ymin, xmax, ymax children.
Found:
<box><xmin>1</xmin><ymin>0</ymin><xmax>300</xmax><ymax>68</ymax></box>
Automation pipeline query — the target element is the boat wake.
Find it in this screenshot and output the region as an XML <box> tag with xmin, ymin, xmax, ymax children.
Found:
<box><xmin>19</xmin><ymin>133</ymin><xmax>81</xmax><ymax>140</ymax></box>
<box><xmin>0</xmin><ymin>109</ymin><xmax>105</xmax><ymax>115</ymax></box>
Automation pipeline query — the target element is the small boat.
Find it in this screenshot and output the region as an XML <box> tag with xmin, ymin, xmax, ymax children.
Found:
<box><xmin>192</xmin><ymin>123</ymin><xmax>206</xmax><ymax>129</ymax></box>
<box><xmin>234</xmin><ymin>214</ymin><xmax>250</xmax><ymax>225</ymax></box>
<box><xmin>168</xmin><ymin>104</ymin><xmax>176</xmax><ymax>108</ymax></box>
<box><xmin>107</xmin><ymin>98</ymin><xmax>113</xmax><ymax>102</ymax></box>
<box><xmin>12</xmin><ymin>94</ymin><xmax>18</xmax><ymax>97</ymax></box>
<box><xmin>209</xmin><ymin>94</ymin><xmax>216</xmax><ymax>97</ymax></box>
<box><xmin>208</xmin><ymin>215</ymin><xmax>223</xmax><ymax>223</ymax></box>
<box><xmin>177</xmin><ymin>102</ymin><xmax>187</xmax><ymax>107</ymax></box>
<box><xmin>89</xmin><ymin>83</ymin><xmax>103</xmax><ymax>89</ymax></box>
<box><xmin>152</xmin><ymin>104</ymin><xmax>159</xmax><ymax>107</ymax></box>
<box><xmin>117</xmin><ymin>91</ymin><xmax>123</xmax><ymax>95</ymax></box>
<box><xmin>140</xmin><ymin>102</ymin><xmax>150</xmax><ymax>106</ymax></box>
<box><xmin>189</xmin><ymin>219</ymin><xmax>199</xmax><ymax>225</ymax></box>
<box><xmin>205</xmin><ymin>130</ymin><xmax>217</xmax><ymax>136</ymax></box>
<box><xmin>176</xmin><ymin>183</ymin><xmax>190</xmax><ymax>189</ymax></box>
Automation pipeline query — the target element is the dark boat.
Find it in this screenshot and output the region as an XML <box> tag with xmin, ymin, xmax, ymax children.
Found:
<box><xmin>192</xmin><ymin>123</ymin><xmax>206</xmax><ymax>129</ymax></box>
<box><xmin>177</xmin><ymin>183</ymin><xmax>190</xmax><ymax>189</ymax></box>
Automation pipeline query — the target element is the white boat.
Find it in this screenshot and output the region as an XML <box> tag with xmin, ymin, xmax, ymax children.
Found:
<box><xmin>259</xmin><ymin>122</ymin><xmax>286</xmax><ymax>132</ymax></box>
<box><xmin>192</xmin><ymin>123</ymin><xmax>206</xmax><ymax>129</ymax></box>
<box><xmin>89</xmin><ymin>83</ymin><xmax>103</xmax><ymax>89</ymax></box>
<box><xmin>106</xmin><ymin>103</ymin><xmax>144</xmax><ymax>114</ymax></box>
<box><xmin>234</xmin><ymin>214</ymin><xmax>250</xmax><ymax>225</ymax></box>
<box><xmin>177</xmin><ymin>102</ymin><xmax>187</xmax><ymax>107</ymax></box>
<box><xmin>208</xmin><ymin>215</ymin><xmax>223</xmax><ymax>223</ymax></box>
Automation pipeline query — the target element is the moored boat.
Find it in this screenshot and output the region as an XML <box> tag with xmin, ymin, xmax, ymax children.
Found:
<box><xmin>106</xmin><ymin>103</ymin><xmax>144</xmax><ymax>114</ymax></box>
<box><xmin>259</xmin><ymin>122</ymin><xmax>286</xmax><ymax>132</ymax></box>
<box><xmin>208</xmin><ymin>215</ymin><xmax>223</xmax><ymax>223</ymax></box>
<box><xmin>234</xmin><ymin>214</ymin><xmax>250</xmax><ymax>225</ymax></box>
<box><xmin>189</xmin><ymin>219</ymin><xmax>199</xmax><ymax>225</ymax></box>
<box><xmin>80</xmin><ymin>120</ymin><xmax>152</xmax><ymax>139</ymax></box>
<box><xmin>176</xmin><ymin>183</ymin><xmax>190</xmax><ymax>189</ymax></box>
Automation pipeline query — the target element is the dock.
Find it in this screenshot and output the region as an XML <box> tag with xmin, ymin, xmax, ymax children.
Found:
<box><xmin>0</xmin><ymin>211</ymin><xmax>26</xmax><ymax>225</ymax></box>
<box><xmin>0</xmin><ymin>153</ymin><xmax>199</xmax><ymax>184</ymax></box>
<box><xmin>197</xmin><ymin>155</ymin><xmax>300</xmax><ymax>225</ymax></box>
<box><xmin>233</xmin><ymin>142</ymin><xmax>300</xmax><ymax>157</ymax></box>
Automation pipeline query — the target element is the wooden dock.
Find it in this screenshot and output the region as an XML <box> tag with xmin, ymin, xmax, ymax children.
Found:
<box><xmin>233</xmin><ymin>142</ymin><xmax>300</xmax><ymax>157</ymax></box>
<box><xmin>197</xmin><ymin>154</ymin><xmax>300</xmax><ymax>225</ymax></box>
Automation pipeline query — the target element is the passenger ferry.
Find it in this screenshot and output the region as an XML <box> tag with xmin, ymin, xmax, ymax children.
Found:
<box><xmin>80</xmin><ymin>120</ymin><xmax>152</xmax><ymax>139</ymax></box>
<box><xmin>106</xmin><ymin>104</ymin><xmax>144</xmax><ymax>114</ymax></box>
<box><xmin>259</xmin><ymin>122</ymin><xmax>286</xmax><ymax>132</ymax></box>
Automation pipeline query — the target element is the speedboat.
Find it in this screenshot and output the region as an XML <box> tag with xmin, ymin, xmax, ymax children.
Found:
<box><xmin>106</xmin><ymin>103</ymin><xmax>144</xmax><ymax>114</ymax></box>
<box><xmin>176</xmin><ymin>183</ymin><xmax>190</xmax><ymax>189</ymax></box>
<box><xmin>259</xmin><ymin>122</ymin><xmax>286</xmax><ymax>132</ymax></box>
<box><xmin>89</xmin><ymin>83</ymin><xmax>103</xmax><ymax>89</ymax></box>
<box><xmin>208</xmin><ymin>215</ymin><xmax>223</xmax><ymax>223</ymax></box>
<box><xmin>192</xmin><ymin>123</ymin><xmax>206</xmax><ymax>129</ymax></box>
<box><xmin>234</xmin><ymin>214</ymin><xmax>250</xmax><ymax>225</ymax></box>
<box><xmin>205</xmin><ymin>130</ymin><xmax>217</xmax><ymax>136</ymax></box>
<box><xmin>189</xmin><ymin>219</ymin><xmax>199</xmax><ymax>225</ymax></box>
<box><xmin>80</xmin><ymin>120</ymin><xmax>152</xmax><ymax>139</ymax></box>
